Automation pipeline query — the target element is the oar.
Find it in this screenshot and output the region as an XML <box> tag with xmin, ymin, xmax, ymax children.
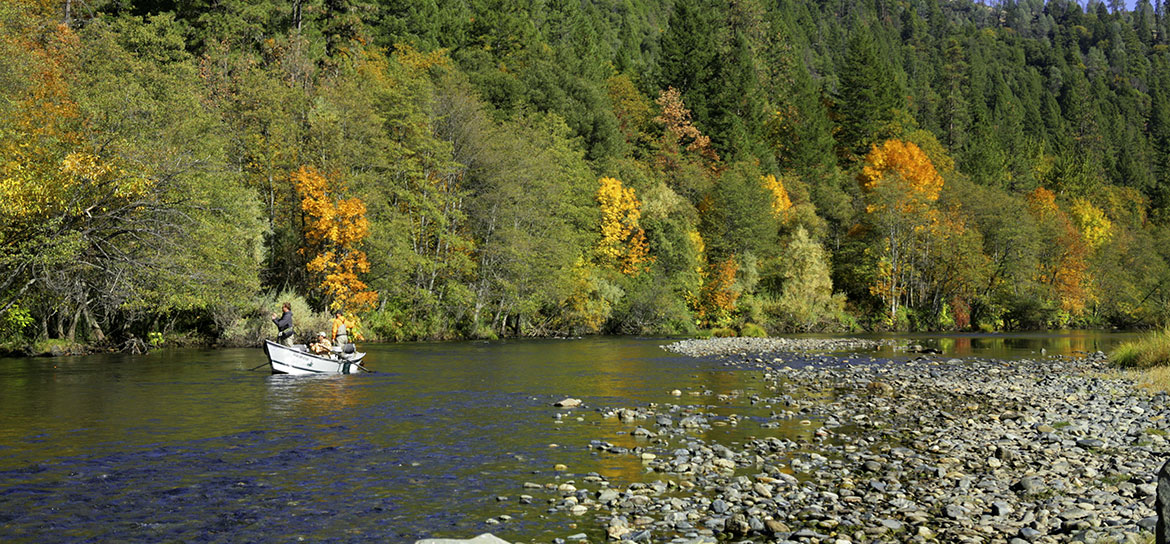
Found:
<box><xmin>247</xmin><ymin>361</ymin><xmax>270</xmax><ymax>372</ymax></box>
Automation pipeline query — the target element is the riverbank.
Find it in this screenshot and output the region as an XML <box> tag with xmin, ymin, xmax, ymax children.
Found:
<box><xmin>521</xmin><ymin>341</ymin><xmax>1165</xmax><ymax>543</ymax></box>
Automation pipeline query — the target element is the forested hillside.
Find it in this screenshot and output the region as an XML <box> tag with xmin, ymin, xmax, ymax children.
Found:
<box><xmin>4</xmin><ymin>0</ymin><xmax>1170</xmax><ymax>350</ymax></box>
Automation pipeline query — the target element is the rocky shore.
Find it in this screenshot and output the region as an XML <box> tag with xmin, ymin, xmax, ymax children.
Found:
<box><xmin>517</xmin><ymin>340</ymin><xmax>1167</xmax><ymax>544</ymax></box>
<box><xmin>662</xmin><ymin>337</ymin><xmax>900</xmax><ymax>358</ymax></box>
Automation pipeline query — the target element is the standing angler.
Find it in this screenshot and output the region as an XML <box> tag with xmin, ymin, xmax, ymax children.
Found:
<box><xmin>271</xmin><ymin>302</ymin><xmax>294</xmax><ymax>346</ymax></box>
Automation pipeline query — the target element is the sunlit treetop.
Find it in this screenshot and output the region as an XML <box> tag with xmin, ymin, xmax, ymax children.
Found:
<box><xmin>859</xmin><ymin>139</ymin><xmax>943</xmax><ymax>203</ymax></box>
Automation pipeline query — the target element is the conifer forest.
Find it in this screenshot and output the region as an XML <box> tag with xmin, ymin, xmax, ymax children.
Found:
<box><xmin>4</xmin><ymin>0</ymin><xmax>1170</xmax><ymax>349</ymax></box>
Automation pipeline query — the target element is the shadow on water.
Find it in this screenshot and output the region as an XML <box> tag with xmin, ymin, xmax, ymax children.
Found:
<box><xmin>0</xmin><ymin>331</ymin><xmax>1137</xmax><ymax>542</ymax></box>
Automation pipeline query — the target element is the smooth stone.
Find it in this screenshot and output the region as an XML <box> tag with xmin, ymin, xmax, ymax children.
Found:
<box><xmin>879</xmin><ymin>519</ymin><xmax>904</xmax><ymax>531</ymax></box>
<box><xmin>415</xmin><ymin>534</ymin><xmax>512</xmax><ymax>544</ymax></box>
<box><xmin>1012</xmin><ymin>477</ymin><xmax>1045</xmax><ymax>495</ymax></box>
<box><xmin>1018</xmin><ymin>527</ymin><xmax>1043</xmax><ymax>540</ymax></box>
<box><xmin>945</xmin><ymin>503</ymin><xmax>968</xmax><ymax>519</ymax></box>
<box><xmin>555</xmin><ymin>398</ymin><xmax>582</xmax><ymax>408</ymax></box>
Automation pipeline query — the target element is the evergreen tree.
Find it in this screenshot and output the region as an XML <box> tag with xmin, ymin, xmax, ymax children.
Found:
<box><xmin>833</xmin><ymin>21</ymin><xmax>907</xmax><ymax>161</ymax></box>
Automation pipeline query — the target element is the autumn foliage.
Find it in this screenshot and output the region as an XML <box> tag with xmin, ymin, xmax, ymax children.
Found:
<box><xmin>655</xmin><ymin>87</ymin><xmax>720</xmax><ymax>163</ymax></box>
<box><xmin>859</xmin><ymin>139</ymin><xmax>943</xmax><ymax>206</ymax></box>
<box><xmin>1027</xmin><ymin>187</ymin><xmax>1090</xmax><ymax>316</ymax></box>
<box><xmin>596</xmin><ymin>177</ymin><xmax>651</xmax><ymax>276</ymax></box>
<box><xmin>699</xmin><ymin>255</ymin><xmax>739</xmax><ymax>327</ymax></box>
<box><xmin>761</xmin><ymin>174</ymin><xmax>793</xmax><ymax>218</ymax></box>
<box><xmin>293</xmin><ymin>166</ymin><xmax>378</xmax><ymax>313</ymax></box>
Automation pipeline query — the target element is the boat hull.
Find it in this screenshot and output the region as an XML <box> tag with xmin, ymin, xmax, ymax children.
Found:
<box><xmin>263</xmin><ymin>340</ymin><xmax>367</xmax><ymax>375</ymax></box>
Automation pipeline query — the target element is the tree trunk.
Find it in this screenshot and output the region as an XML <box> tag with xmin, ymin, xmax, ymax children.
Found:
<box><xmin>67</xmin><ymin>305</ymin><xmax>81</xmax><ymax>342</ymax></box>
<box><xmin>82</xmin><ymin>301</ymin><xmax>105</xmax><ymax>343</ymax></box>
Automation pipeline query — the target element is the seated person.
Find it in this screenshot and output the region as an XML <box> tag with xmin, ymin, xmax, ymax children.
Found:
<box><xmin>309</xmin><ymin>331</ymin><xmax>333</xmax><ymax>355</ymax></box>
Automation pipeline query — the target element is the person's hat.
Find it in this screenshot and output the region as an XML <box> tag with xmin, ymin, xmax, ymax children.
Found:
<box><xmin>318</xmin><ymin>331</ymin><xmax>327</xmax><ymax>337</ymax></box>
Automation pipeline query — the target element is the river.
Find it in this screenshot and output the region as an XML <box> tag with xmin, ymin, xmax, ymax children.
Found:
<box><xmin>0</xmin><ymin>331</ymin><xmax>1136</xmax><ymax>543</ymax></box>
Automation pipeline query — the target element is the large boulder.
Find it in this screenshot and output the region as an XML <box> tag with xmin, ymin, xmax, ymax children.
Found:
<box><xmin>1158</xmin><ymin>459</ymin><xmax>1170</xmax><ymax>544</ymax></box>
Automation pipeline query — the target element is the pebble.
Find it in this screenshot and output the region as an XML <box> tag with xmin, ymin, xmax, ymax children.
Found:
<box><xmin>516</xmin><ymin>345</ymin><xmax>1165</xmax><ymax>544</ymax></box>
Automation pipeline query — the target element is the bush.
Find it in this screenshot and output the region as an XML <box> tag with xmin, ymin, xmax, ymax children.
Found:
<box><xmin>740</xmin><ymin>323</ymin><xmax>767</xmax><ymax>337</ymax></box>
<box><xmin>1112</xmin><ymin>328</ymin><xmax>1170</xmax><ymax>368</ymax></box>
<box><xmin>609</xmin><ymin>275</ymin><xmax>696</xmax><ymax>336</ymax></box>
<box><xmin>216</xmin><ymin>290</ymin><xmax>331</xmax><ymax>347</ymax></box>
<box><xmin>0</xmin><ymin>306</ymin><xmax>34</xmax><ymax>351</ymax></box>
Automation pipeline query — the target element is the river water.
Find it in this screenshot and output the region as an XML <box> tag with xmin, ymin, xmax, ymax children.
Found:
<box><xmin>0</xmin><ymin>331</ymin><xmax>1134</xmax><ymax>543</ymax></box>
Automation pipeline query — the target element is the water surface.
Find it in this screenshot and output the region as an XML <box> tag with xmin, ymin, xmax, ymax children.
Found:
<box><xmin>0</xmin><ymin>331</ymin><xmax>1135</xmax><ymax>542</ymax></box>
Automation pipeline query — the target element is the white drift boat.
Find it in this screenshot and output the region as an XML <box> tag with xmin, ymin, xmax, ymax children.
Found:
<box><xmin>263</xmin><ymin>340</ymin><xmax>368</xmax><ymax>375</ymax></box>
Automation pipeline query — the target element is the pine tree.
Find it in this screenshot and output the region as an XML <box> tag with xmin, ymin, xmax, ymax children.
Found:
<box><xmin>834</xmin><ymin>21</ymin><xmax>906</xmax><ymax>162</ymax></box>
<box><xmin>656</xmin><ymin>0</ymin><xmax>721</xmax><ymax>128</ymax></box>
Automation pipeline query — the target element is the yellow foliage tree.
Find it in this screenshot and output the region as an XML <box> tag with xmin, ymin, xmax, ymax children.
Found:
<box><xmin>596</xmin><ymin>176</ymin><xmax>651</xmax><ymax>276</ymax></box>
<box><xmin>1</xmin><ymin>18</ymin><xmax>154</xmax><ymax>318</ymax></box>
<box><xmin>392</xmin><ymin>42</ymin><xmax>451</xmax><ymax>74</ymax></box>
<box><xmin>1069</xmin><ymin>197</ymin><xmax>1113</xmax><ymax>251</ymax></box>
<box><xmin>293</xmin><ymin>166</ymin><xmax>378</xmax><ymax>313</ymax></box>
<box><xmin>760</xmin><ymin>174</ymin><xmax>793</xmax><ymax>218</ymax></box>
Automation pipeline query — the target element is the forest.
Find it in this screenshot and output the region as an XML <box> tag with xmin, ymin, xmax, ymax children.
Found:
<box><xmin>3</xmin><ymin>0</ymin><xmax>1170</xmax><ymax>351</ymax></box>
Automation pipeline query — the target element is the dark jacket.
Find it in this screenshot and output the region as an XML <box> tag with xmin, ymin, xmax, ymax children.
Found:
<box><xmin>272</xmin><ymin>310</ymin><xmax>293</xmax><ymax>334</ymax></box>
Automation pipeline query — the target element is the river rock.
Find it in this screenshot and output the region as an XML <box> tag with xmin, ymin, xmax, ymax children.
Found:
<box><xmin>555</xmin><ymin>398</ymin><xmax>582</xmax><ymax>408</ymax></box>
<box><xmin>415</xmin><ymin>534</ymin><xmax>511</xmax><ymax>544</ymax></box>
<box><xmin>534</xmin><ymin>348</ymin><xmax>1166</xmax><ymax>544</ymax></box>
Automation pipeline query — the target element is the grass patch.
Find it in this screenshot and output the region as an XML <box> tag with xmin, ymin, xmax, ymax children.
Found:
<box><xmin>1111</xmin><ymin>328</ymin><xmax>1170</xmax><ymax>369</ymax></box>
<box><xmin>1052</xmin><ymin>421</ymin><xmax>1072</xmax><ymax>429</ymax></box>
<box><xmin>1099</xmin><ymin>472</ymin><xmax>1131</xmax><ymax>485</ymax></box>
<box><xmin>1127</xmin><ymin>365</ymin><xmax>1170</xmax><ymax>393</ymax></box>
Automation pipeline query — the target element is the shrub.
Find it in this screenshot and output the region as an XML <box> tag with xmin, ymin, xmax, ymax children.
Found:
<box><xmin>740</xmin><ymin>323</ymin><xmax>767</xmax><ymax>337</ymax></box>
<box><xmin>711</xmin><ymin>327</ymin><xmax>738</xmax><ymax>337</ymax></box>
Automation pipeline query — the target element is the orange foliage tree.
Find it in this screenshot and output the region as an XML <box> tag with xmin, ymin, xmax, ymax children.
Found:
<box><xmin>858</xmin><ymin>139</ymin><xmax>945</xmax><ymax>326</ymax></box>
<box><xmin>1026</xmin><ymin>187</ymin><xmax>1090</xmax><ymax>318</ymax></box>
<box><xmin>655</xmin><ymin>87</ymin><xmax>720</xmax><ymax>164</ymax></box>
<box><xmin>856</xmin><ymin>139</ymin><xmax>987</xmax><ymax>328</ymax></box>
<box><xmin>293</xmin><ymin>166</ymin><xmax>378</xmax><ymax>313</ymax></box>
<box><xmin>596</xmin><ymin>176</ymin><xmax>651</xmax><ymax>276</ymax></box>
<box><xmin>699</xmin><ymin>255</ymin><xmax>739</xmax><ymax>327</ymax></box>
<box><xmin>858</xmin><ymin>139</ymin><xmax>943</xmax><ymax>206</ymax></box>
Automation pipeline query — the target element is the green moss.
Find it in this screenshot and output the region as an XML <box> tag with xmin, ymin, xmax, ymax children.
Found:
<box><xmin>31</xmin><ymin>339</ymin><xmax>89</xmax><ymax>357</ymax></box>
